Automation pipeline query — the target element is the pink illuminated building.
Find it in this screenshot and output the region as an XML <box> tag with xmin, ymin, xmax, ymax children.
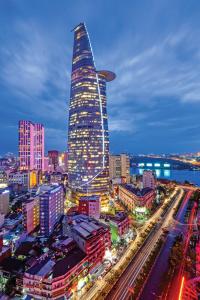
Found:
<box><xmin>19</xmin><ymin>121</ymin><xmax>44</xmax><ymax>171</ymax></box>
<box><xmin>78</xmin><ymin>195</ymin><xmax>100</xmax><ymax>219</ymax></box>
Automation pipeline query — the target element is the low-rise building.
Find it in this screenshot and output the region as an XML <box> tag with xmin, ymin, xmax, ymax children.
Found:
<box><xmin>63</xmin><ymin>214</ymin><xmax>111</xmax><ymax>270</ymax></box>
<box><xmin>109</xmin><ymin>212</ymin><xmax>130</xmax><ymax>236</ymax></box>
<box><xmin>23</xmin><ymin>246</ymin><xmax>88</xmax><ymax>299</ymax></box>
<box><xmin>118</xmin><ymin>184</ymin><xmax>155</xmax><ymax>212</ymax></box>
<box><xmin>78</xmin><ymin>195</ymin><xmax>100</xmax><ymax>219</ymax></box>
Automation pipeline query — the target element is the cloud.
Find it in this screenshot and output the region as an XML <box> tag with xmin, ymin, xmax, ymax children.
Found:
<box><xmin>106</xmin><ymin>27</ymin><xmax>200</xmax><ymax>105</ymax></box>
<box><xmin>0</xmin><ymin>20</ymin><xmax>69</xmax><ymax>103</ymax></box>
<box><xmin>109</xmin><ymin>110</ymin><xmax>146</xmax><ymax>133</ymax></box>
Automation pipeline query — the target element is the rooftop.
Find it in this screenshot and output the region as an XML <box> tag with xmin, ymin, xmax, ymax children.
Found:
<box><xmin>26</xmin><ymin>256</ymin><xmax>55</xmax><ymax>276</ymax></box>
<box><xmin>122</xmin><ymin>184</ymin><xmax>153</xmax><ymax>196</ymax></box>
<box><xmin>0</xmin><ymin>257</ymin><xmax>25</xmax><ymax>273</ymax></box>
<box><xmin>52</xmin><ymin>246</ymin><xmax>86</xmax><ymax>278</ymax></box>
<box><xmin>79</xmin><ymin>195</ymin><xmax>100</xmax><ymax>202</ymax></box>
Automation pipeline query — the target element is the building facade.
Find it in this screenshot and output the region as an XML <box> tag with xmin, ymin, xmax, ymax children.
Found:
<box><xmin>78</xmin><ymin>195</ymin><xmax>100</xmax><ymax>219</ymax></box>
<box><xmin>109</xmin><ymin>154</ymin><xmax>130</xmax><ymax>183</ymax></box>
<box><xmin>64</xmin><ymin>214</ymin><xmax>111</xmax><ymax>269</ymax></box>
<box><xmin>22</xmin><ymin>197</ymin><xmax>40</xmax><ymax>234</ymax></box>
<box><xmin>143</xmin><ymin>170</ymin><xmax>157</xmax><ymax>189</ymax></box>
<box><xmin>40</xmin><ymin>185</ymin><xmax>64</xmax><ymax>236</ymax></box>
<box><xmin>118</xmin><ymin>184</ymin><xmax>155</xmax><ymax>212</ymax></box>
<box><xmin>23</xmin><ymin>247</ymin><xmax>88</xmax><ymax>299</ymax></box>
<box><xmin>18</xmin><ymin>120</ymin><xmax>44</xmax><ymax>171</ymax></box>
<box><xmin>68</xmin><ymin>23</ymin><xmax>115</xmax><ymax>206</ymax></box>
<box><xmin>0</xmin><ymin>188</ymin><xmax>9</xmax><ymax>215</ymax></box>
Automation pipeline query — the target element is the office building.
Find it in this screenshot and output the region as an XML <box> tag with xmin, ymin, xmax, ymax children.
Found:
<box><xmin>143</xmin><ymin>170</ymin><xmax>157</xmax><ymax>189</ymax></box>
<box><xmin>40</xmin><ymin>185</ymin><xmax>64</xmax><ymax>236</ymax></box>
<box><xmin>22</xmin><ymin>197</ymin><xmax>40</xmax><ymax>234</ymax></box>
<box><xmin>78</xmin><ymin>195</ymin><xmax>100</xmax><ymax>219</ymax></box>
<box><xmin>0</xmin><ymin>188</ymin><xmax>9</xmax><ymax>215</ymax></box>
<box><xmin>18</xmin><ymin>120</ymin><xmax>44</xmax><ymax>171</ymax></box>
<box><xmin>109</xmin><ymin>154</ymin><xmax>130</xmax><ymax>183</ymax></box>
<box><xmin>68</xmin><ymin>23</ymin><xmax>115</xmax><ymax>206</ymax></box>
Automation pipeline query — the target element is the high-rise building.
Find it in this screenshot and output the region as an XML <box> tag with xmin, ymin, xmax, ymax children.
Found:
<box><xmin>68</xmin><ymin>23</ymin><xmax>115</xmax><ymax>206</ymax></box>
<box><xmin>109</xmin><ymin>154</ymin><xmax>130</xmax><ymax>183</ymax></box>
<box><xmin>143</xmin><ymin>170</ymin><xmax>157</xmax><ymax>189</ymax></box>
<box><xmin>18</xmin><ymin>120</ymin><xmax>44</xmax><ymax>171</ymax></box>
<box><xmin>39</xmin><ymin>185</ymin><xmax>64</xmax><ymax>236</ymax></box>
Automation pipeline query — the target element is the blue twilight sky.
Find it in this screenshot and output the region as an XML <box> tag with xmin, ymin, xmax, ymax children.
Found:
<box><xmin>1</xmin><ymin>0</ymin><xmax>200</xmax><ymax>155</ymax></box>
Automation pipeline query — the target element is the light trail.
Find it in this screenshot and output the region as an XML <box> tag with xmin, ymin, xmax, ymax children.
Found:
<box><xmin>178</xmin><ymin>276</ymin><xmax>185</xmax><ymax>300</ymax></box>
<box><xmin>81</xmin><ymin>188</ymin><xmax>184</xmax><ymax>300</ymax></box>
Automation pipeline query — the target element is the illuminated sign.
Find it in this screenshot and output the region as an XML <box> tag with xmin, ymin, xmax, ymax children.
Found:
<box><xmin>164</xmin><ymin>163</ymin><xmax>170</xmax><ymax>168</ymax></box>
<box><xmin>146</xmin><ymin>163</ymin><xmax>152</xmax><ymax>167</ymax></box>
<box><xmin>154</xmin><ymin>163</ymin><xmax>160</xmax><ymax>167</ymax></box>
<box><xmin>135</xmin><ymin>206</ymin><xmax>147</xmax><ymax>213</ymax></box>
<box><xmin>138</xmin><ymin>163</ymin><xmax>145</xmax><ymax>167</ymax></box>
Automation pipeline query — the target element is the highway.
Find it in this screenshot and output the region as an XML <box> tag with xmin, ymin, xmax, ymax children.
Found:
<box><xmin>139</xmin><ymin>189</ymin><xmax>193</xmax><ymax>300</ymax></box>
<box><xmin>105</xmin><ymin>188</ymin><xmax>184</xmax><ymax>300</ymax></box>
<box><xmin>81</xmin><ymin>187</ymin><xmax>184</xmax><ymax>300</ymax></box>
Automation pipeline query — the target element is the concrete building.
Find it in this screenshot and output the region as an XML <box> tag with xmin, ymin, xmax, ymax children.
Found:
<box><xmin>40</xmin><ymin>185</ymin><xmax>64</xmax><ymax>236</ymax></box>
<box><xmin>0</xmin><ymin>188</ymin><xmax>9</xmax><ymax>215</ymax></box>
<box><xmin>118</xmin><ymin>184</ymin><xmax>155</xmax><ymax>212</ymax></box>
<box><xmin>109</xmin><ymin>154</ymin><xmax>130</xmax><ymax>183</ymax></box>
<box><xmin>18</xmin><ymin>120</ymin><xmax>44</xmax><ymax>171</ymax></box>
<box><xmin>8</xmin><ymin>170</ymin><xmax>38</xmax><ymax>190</ymax></box>
<box><xmin>78</xmin><ymin>195</ymin><xmax>100</xmax><ymax>219</ymax></box>
<box><xmin>143</xmin><ymin>170</ymin><xmax>157</xmax><ymax>189</ymax></box>
<box><xmin>23</xmin><ymin>246</ymin><xmax>88</xmax><ymax>299</ymax></box>
<box><xmin>109</xmin><ymin>212</ymin><xmax>130</xmax><ymax>237</ymax></box>
<box><xmin>63</xmin><ymin>214</ymin><xmax>111</xmax><ymax>269</ymax></box>
<box><xmin>22</xmin><ymin>197</ymin><xmax>40</xmax><ymax>234</ymax></box>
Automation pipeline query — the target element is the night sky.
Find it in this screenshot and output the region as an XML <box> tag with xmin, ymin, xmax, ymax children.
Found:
<box><xmin>1</xmin><ymin>0</ymin><xmax>200</xmax><ymax>155</ymax></box>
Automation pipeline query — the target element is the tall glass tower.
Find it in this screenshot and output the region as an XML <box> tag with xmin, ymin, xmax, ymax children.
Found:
<box><xmin>68</xmin><ymin>23</ymin><xmax>115</xmax><ymax>205</ymax></box>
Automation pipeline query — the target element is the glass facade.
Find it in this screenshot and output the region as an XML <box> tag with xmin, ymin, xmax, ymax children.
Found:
<box><xmin>68</xmin><ymin>23</ymin><xmax>115</xmax><ymax>197</ymax></box>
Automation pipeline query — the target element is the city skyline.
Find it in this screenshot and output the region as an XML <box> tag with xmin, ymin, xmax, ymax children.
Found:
<box><xmin>1</xmin><ymin>1</ymin><xmax>200</xmax><ymax>155</ymax></box>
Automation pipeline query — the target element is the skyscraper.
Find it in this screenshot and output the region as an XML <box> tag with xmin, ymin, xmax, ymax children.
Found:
<box><xmin>19</xmin><ymin>120</ymin><xmax>44</xmax><ymax>171</ymax></box>
<box><xmin>68</xmin><ymin>23</ymin><xmax>115</xmax><ymax>206</ymax></box>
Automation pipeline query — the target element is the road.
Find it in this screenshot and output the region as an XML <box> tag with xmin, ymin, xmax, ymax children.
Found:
<box><xmin>164</xmin><ymin>196</ymin><xmax>197</xmax><ymax>300</ymax></box>
<box><xmin>80</xmin><ymin>188</ymin><xmax>181</xmax><ymax>300</ymax></box>
<box><xmin>139</xmin><ymin>189</ymin><xmax>193</xmax><ymax>300</ymax></box>
<box><xmin>105</xmin><ymin>188</ymin><xmax>184</xmax><ymax>300</ymax></box>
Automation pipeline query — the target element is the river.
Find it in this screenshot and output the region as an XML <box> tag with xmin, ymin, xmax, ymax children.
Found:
<box><xmin>131</xmin><ymin>167</ymin><xmax>200</xmax><ymax>186</ymax></box>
